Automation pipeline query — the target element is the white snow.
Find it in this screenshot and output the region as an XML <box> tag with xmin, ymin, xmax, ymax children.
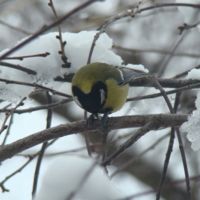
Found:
<box><xmin>181</xmin><ymin>91</ymin><xmax>200</xmax><ymax>150</ymax></box>
<box><xmin>0</xmin><ymin>31</ymin><xmax>145</xmax><ymax>103</ymax></box>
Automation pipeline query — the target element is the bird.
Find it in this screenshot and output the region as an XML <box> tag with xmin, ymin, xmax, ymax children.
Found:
<box><xmin>71</xmin><ymin>62</ymin><xmax>151</xmax><ymax>128</ymax></box>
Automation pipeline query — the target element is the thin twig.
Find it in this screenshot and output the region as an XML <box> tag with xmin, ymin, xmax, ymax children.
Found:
<box><xmin>101</xmin><ymin>130</ymin><xmax>109</xmax><ymax>162</ymax></box>
<box><xmin>156</xmin><ymin>93</ymin><xmax>181</xmax><ymax>199</ymax></box>
<box><xmin>101</xmin><ymin>116</ymin><xmax>161</xmax><ymax>166</ymax></box>
<box><xmin>84</xmin><ymin>111</ymin><xmax>92</xmax><ymax>157</ymax></box>
<box><xmin>0</xmin><ymin>137</ymin><xmax>59</xmax><ymax>192</ymax></box>
<box><xmin>152</xmin><ymin>77</ymin><xmax>192</xmax><ymax>200</ymax></box>
<box><xmin>87</xmin><ymin>2</ymin><xmax>141</xmax><ymax>64</ymax></box>
<box><xmin>178</xmin><ymin>21</ymin><xmax>200</xmax><ymax>34</ymax></box>
<box><xmin>0</xmin><ymin>97</ymin><xmax>26</xmax><ymax>134</ymax></box>
<box><xmin>158</xmin><ymin>31</ymin><xmax>189</xmax><ymax>77</ymax></box>
<box><xmin>1</xmin><ymin>114</ymin><xmax>13</xmax><ymax>145</ymax></box>
<box><xmin>1</xmin><ymin>52</ymin><xmax>50</xmax><ymax>61</ymax></box>
<box><xmin>0</xmin><ymin>81</ymin><xmax>199</xmax><ymax>115</ymax></box>
<box><xmin>54</xmin><ymin>73</ymin><xmax>200</xmax><ymax>89</ymax></box>
<box><xmin>127</xmin><ymin>82</ymin><xmax>200</xmax><ymax>102</ymax></box>
<box><xmin>0</xmin><ymin>0</ymin><xmax>101</xmax><ymax>59</ymax></box>
<box><xmin>117</xmin><ymin>175</ymin><xmax>200</xmax><ymax>200</ymax></box>
<box><xmin>66</xmin><ymin>159</ymin><xmax>99</xmax><ymax>200</ymax></box>
<box><xmin>110</xmin><ymin>133</ymin><xmax>169</xmax><ymax>178</ymax></box>
<box><xmin>16</xmin><ymin>143</ymin><xmax>102</xmax><ymax>157</ymax></box>
<box><xmin>0</xmin><ymin>156</ymin><xmax>34</xmax><ymax>192</ymax></box>
<box><xmin>87</xmin><ymin>3</ymin><xmax>200</xmax><ymax>64</ymax></box>
<box><xmin>32</xmin><ymin>92</ymin><xmax>52</xmax><ymax>199</ymax></box>
<box><xmin>172</xmin><ymin>64</ymin><xmax>200</xmax><ymax>79</ymax></box>
<box><xmin>0</xmin><ymin>78</ymin><xmax>71</xmax><ymax>98</ymax></box>
<box><xmin>113</xmin><ymin>45</ymin><xmax>200</xmax><ymax>58</ymax></box>
<box><xmin>48</xmin><ymin>0</ymin><xmax>71</xmax><ymax>68</ymax></box>
<box><xmin>0</xmin><ymin>19</ymin><xmax>32</xmax><ymax>35</ymax></box>
<box><xmin>0</xmin><ymin>99</ymin><xmax>72</xmax><ymax>114</ymax></box>
<box><xmin>0</xmin><ymin>61</ymin><xmax>37</xmax><ymax>75</ymax></box>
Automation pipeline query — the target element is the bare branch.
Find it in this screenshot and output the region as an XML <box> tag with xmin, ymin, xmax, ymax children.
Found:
<box><xmin>0</xmin><ymin>61</ymin><xmax>37</xmax><ymax>75</ymax></box>
<box><xmin>55</xmin><ymin>73</ymin><xmax>200</xmax><ymax>89</ymax></box>
<box><xmin>32</xmin><ymin>92</ymin><xmax>52</xmax><ymax>198</ymax></box>
<box><xmin>48</xmin><ymin>0</ymin><xmax>71</xmax><ymax>68</ymax></box>
<box><xmin>172</xmin><ymin>64</ymin><xmax>200</xmax><ymax>79</ymax></box>
<box><xmin>0</xmin><ymin>78</ymin><xmax>71</xmax><ymax>98</ymax></box>
<box><xmin>0</xmin><ymin>19</ymin><xmax>32</xmax><ymax>35</ymax></box>
<box><xmin>153</xmin><ymin>78</ymin><xmax>192</xmax><ymax>200</ymax></box>
<box><xmin>113</xmin><ymin>45</ymin><xmax>200</xmax><ymax>58</ymax></box>
<box><xmin>0</xmin><ymin>0</ymin><xmax>102</xmax><ymax>60</ymax></box>
<box><xmin>0</xmin><ymin>97</ymin><xmax>26</xmax><ymax>135</ymax></box>
<box><xmin>117</xmin><ymin>175</ymin><xmax>200</xmax><ymax>200</ymax></box>
<box><xmin>87</xmin><ymin>3</ymin><xmax>200</xmax><ymax>64</ymax></box>
<box><xmin>1</xmin><ymin>52</ymin><xmax>50</xmax><ymax>61</ymax></box>
<box><xmin>0</xmin><ymin>114</ymin><xmax>189</xmax><ymax>162</ymax></box>
<box><xmin>0</xmin><ymin>99</ymin><xmax>72</xmax><ymax>114</ymax></box>
<box><xmin>101</xmin><ymin>116</ymin><xmax>161</xmax><ymax>166</ymax></box>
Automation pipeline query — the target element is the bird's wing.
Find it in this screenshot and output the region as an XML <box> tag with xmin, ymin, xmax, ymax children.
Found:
<box><xmin>116</xmin><ymin>67</ymin><xmax>153</xmax><ymax>86</ymax></box>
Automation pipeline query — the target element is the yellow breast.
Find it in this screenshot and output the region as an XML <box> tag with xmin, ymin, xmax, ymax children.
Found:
<box><xmin>102</xmin><ymin>79</ymin><xmax>129</xmax><ymax>113</ymax></box>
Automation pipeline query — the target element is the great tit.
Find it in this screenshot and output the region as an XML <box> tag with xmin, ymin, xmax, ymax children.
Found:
<box><xmin>71</xmin><ymin>62</ymin><xmax>151</xmax><ymax>128</ymax></box>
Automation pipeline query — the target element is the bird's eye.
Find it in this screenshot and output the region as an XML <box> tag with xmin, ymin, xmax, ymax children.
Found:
<box><xmin>100</xmin><ymin>89</ymin><xmax>106</xmax><ymax>104</ymax></box>
<box><xmin>74</xmin><ymin>96</ymin><xmax>83</xmax><ymax>108</ymax></box>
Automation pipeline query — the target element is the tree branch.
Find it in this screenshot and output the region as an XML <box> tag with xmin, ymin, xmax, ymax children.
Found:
<box><xmin>0</xmin><ymin>114</ymin><xmax>189</xmax><ymax>162</ymax></box>
<box><xmin>0</xmin><ymin>61</ymin><xmax>37</xmax><ymax>75</ymax></box>
<box><xmin>0</xmin><ymin>0</ymin><xmax>102</xmax><ymax>59</ymax></box>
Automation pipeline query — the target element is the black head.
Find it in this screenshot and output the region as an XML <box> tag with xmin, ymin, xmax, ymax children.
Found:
<box><xmin>72</xmin><ymin>81</ymin><xmax>107</xmax><ymax>114</ymax></box>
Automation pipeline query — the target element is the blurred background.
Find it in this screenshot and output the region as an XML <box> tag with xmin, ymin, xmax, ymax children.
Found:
<box><xmin>0</xmin><ymin>0</ymin><xmax>200</xmax><ymax>200</ymax></box>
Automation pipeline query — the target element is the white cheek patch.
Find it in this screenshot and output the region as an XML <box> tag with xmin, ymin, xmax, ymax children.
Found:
<box><xmin>74</xmin><ymin>96</ymin><xmax>83</xmax><ymax>108</ymax></box>
<box><xmin>100</xmin><ymin>89</ymin><xmax>106</xmax><ymax>105</ymax></box>
<box><xmin>117</xmin><ymin>68</ymin><xmax>124</xmax><ymax>81</ymax></box>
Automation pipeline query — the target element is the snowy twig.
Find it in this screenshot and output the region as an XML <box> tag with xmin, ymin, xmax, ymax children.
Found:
<box><xmin>1</xmin><ymin>52</ymin><xmax>50</xmax><ymax>61</ymax></box>
<box><xmin>0</xmin><ymin>114</ymin><xmax>189</xmax><ymax>162</ymax></box>
<box><xmin>140</xmin><ymin>3</ymin><xmax>200</xmax><ymax>12</ymax></box>
<box><xmin>172</xmin><ymin>64</ymin><xmax>200</xmax><ymax>79</ymax></box>
<box><xmin>0</xmin><ymin>78</ymin><xmax>71</xmax><ymax>98</ymax></box>
<box><xmin>178</xmin><ymin>21</ymin><xmax>200</xmax><ymax>34</ymax></box>
<box><xmin>48</xmin><ymin>0</ymin><xmax>71</xmax><ymax>68</ymax></box>
<box><xmin>0</xmin><ymin>0</ymin><xmax>102</xmax><ymax>59</ymax></box>
<box><xmin>0</xmin><ymin>61</ymin><xmax>37</xmax><ymax>75</ymax></box>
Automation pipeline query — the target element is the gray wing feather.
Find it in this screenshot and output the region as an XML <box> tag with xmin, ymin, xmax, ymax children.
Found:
<box><xmin>116</xmin><ymin>67</ymin><xmax>152</xmax><ymax>86</ymax></box>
